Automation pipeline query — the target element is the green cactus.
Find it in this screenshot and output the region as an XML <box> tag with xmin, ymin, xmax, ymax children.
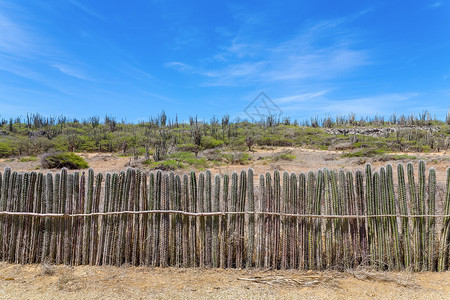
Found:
<box><xmin>246</xmin><ymin>168</ymin><xmax>255</xmax><ymax>269</ymax></box>
<box><xmin>397</xmin><ymin>164</ymin><xmax>411</xmax><ymax>269</ymax></box>
<box><xmin>227</xmin><ymin>172</ymin><xmax>238</xmax><ymax>268</ymax></box>
<box><xmin>407</xmin><ymin>162</ymin><xmax>421</xmax><ymax>271</ymax></box>
<box><xmin>298</xmin><ymin>172</ymin><xmax>306</xmax><ymax>270</ymax></box>
<box><xmin>427</xmin><ymin>168</ymin><xmax>436</xmax><ymax>270</ymax></box>
<box><xmin>220</xmin><ymin>173</ymin><xmax>229</xmax><ymax>269</ymax></box>
<box><xmin>212</xmin><ymin>174</ymin><xmax>220</xmax><ymax>268</ymax></box>
<box><xmin>290</xmin><ymin>172</ymin><xmax>298</xmax><ymax>269</ymax></box>
<box><xmin>438</xmin><ymin>168</ymin><xmax>450</xmax><ymax>271</ymax></box>
<box><xmin>281</xmin><ymin>171</ymin><xmax>290</xmax><ymax>269</ymax></box>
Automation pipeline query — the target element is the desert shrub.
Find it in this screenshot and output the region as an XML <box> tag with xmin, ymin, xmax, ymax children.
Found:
<box><xmin>223</xmin><ymin>152</ymin><xmax>251</xmax><ymax>164</ymax></box>
<box><xmin>41</xmin><ymin>152</ymin><xmax>89</xmax><ymax>169</ymax></box>
<box><xmin>272</xmin><ymin>153</ymin><xmax>296</xmax><ymax>161</ymax></box>
<box><xmin>0</xmin><ymin>142</ymin><xmax>13</xmax><ymax>157</ymax></box>
<box><xmin>341</xmin><ymin>148</ymin><xmax>386</xmax><ymax>158</ymax></box>
<box><xmin>201</xmin><ymin>136</ymin><xmax>224</xmax><ymax>149</ymax></box>
<box><xmin>177</xmin><ymin>143</ymin><xmax>199</xmax><ymax>152</ymax></box>
<box><xmin>18</xmin><ymin>156</ymin><xmax>38</xmax><ymax>162</ymax></box>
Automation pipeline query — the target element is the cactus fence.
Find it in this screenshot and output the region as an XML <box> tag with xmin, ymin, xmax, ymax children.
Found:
<box><xmin>0</xmin><ymin>162</ymin><xmax>449</xmax><ymax>271</ymax></box>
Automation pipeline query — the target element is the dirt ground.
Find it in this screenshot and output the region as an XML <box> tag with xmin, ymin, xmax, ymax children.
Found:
<box><xmin>0</xmin><ymin>263</ymin><xmax>449</xmax><ymax>300</ymax></box>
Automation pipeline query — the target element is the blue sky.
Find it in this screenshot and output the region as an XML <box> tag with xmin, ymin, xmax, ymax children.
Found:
<box><xmin>0</xmin><ymin>0</ymin><xmax>449</xmax><ymax>122</ymax></box>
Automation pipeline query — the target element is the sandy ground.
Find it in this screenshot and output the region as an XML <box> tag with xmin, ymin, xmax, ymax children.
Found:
<box><xmin>0</xmin><ymin>263</ymin><xmax>449</xmax><ymax>300</ymax></box>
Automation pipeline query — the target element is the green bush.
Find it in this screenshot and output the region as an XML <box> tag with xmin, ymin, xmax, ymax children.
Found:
<box><xmin>18</xmin><ymin>156</ymin><xmax>38</xmax><ymax>162</ymax></box>
<box><xmin>41</xmin><ymin>152</ymin><xmax>89</xmax><ymax>169</ymax></box>
<box><xmin>177</xmin><ymin>143</ymin><xmax>199</xmax><ymax>152</ymax></box>
<box><xmin>272</xmin><ymin>153</ymin><xmax>296</xmax><ymax>161</ymax></box>
<box><xmin>0</xmin><ymin>142</ymin><xmax>13</xmax><ymax>157</ymax></box>
<box><xmin>201</xmin><ymin>136</ymin><xmax>224</xmax><ymax>149</ymax></box>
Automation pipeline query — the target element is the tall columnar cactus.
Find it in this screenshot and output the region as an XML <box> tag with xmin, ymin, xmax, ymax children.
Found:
<box><xmin>438</xmin><ymin>168</ymin><xmax>450</xmax><ymax>271</ymax></box>
<box><xmin>338</xmin><ymin>170</ymin><xmax>349</xmax><ymax>269</ymax></box>
<box><xmin>397</xmin><ymin>164</ymin><xmax>411</xmax><ymax>269</ymax></box>
<box><xmin>227</xmin><ymin>172</ymin><xmax>238</xmax><ymax>268</ymax></box>
<box><xmin>330</xmin><ymin>170</ymin><xmax>340</xmax><ymax>268</ymax></box>
<box><xmin>236</xmin><ymin>170</ymin><xmax>247</xmax><ymax>268</ymax></box>
<box><xmin>355</xmin><ymin>170</ymin><xmax>368</xmax><ymax>265</ymax></box>
<box><xmin>407</xmin><ymin>162</ymin><xmax>421</xmax><ymax>271</ymax></box>
<box><xmin>281</xmin><ymin>171</ymin><xmax>290</xmax><ymax>269</ymax></box>
<box><xmin>306</xmin><ymin>171</ymin><xmax>315</xmax><ymax>269</ymax></box>
<box><xmin>323</xmin><ymin>169</ymin><xmax>333</xmax><ymax>268</ymax></box>
<box><xmin>418</xmin><ymin>160</ymin><xmax>427</xmax><ymax>270</ymax></box>
<box><xmin>315</xmin><ymin>170</ymin><xmax>324</xmax><ymax>269</ymax></box>
<box><xmin>365</xmin><ymin>164</ymin><xmax>376</xmax><ymax>265</ymax></box>
<box><xmin>220</xmin><ymin>173</ymin><xmax>229</xmax><ymax>268</ymax></box>
<box><xmin>205</xmin><ymin>170</ymin><xmax>212</xmax><ymax>267</ymax></box>
<box><xmin>198</xmin><ymin>172</ymin><xmax>206</xmax><ymax>267</ymax></box>
<box><xmin>174</xmin><ymin>174</ymin><xmax>183</xmax><ymax>267</ymax></box>
<box><xmin>346</xmin><ymin>171</ymin><xmax>358</xmax><ymax>267</ymax></box>
<box><xmin>182</xmin><ymin>174</ymin><xmax>189</xmax><ymax>267</ymax></box>
<box><xmin>298</xmin><ymin>172</ymin><xmax>306</xmax><ymax>270</ymax></box>
<box><xmin>212</xmin><ymin>174</ymin><xmax>220</xmax><ymax>268</ymax></box>
<box><xmin>379</xmin><ymin>167</ymin><xmax>391</xmax><ymax>269</ymax></box>
<box><xmin>373</xmin><ymin>171</ymin><xmax>385</xmax><ymax>268</ymax></box>
<box><xmin>289</xmin><ymin>172</ymin><xmax>298</xmax><ymax>269</ymax></box>
<box><xmin>255</xmin><ymin>174</ymin><xmax>265</xmax><ymax>268</ymax></box>
<box><xmin>246</xmin><ymin>168</ymin><xmax>255</xmax><ymax>269</ymax></box>
<box><xmin>264</xmin><ymin>172</ymin><xmax>273</xmax><ymax>269</ymax></box>
<box><xmin>386</xmin><ymin>164</ymin><xmax>401</xmax><ymax>269</ymax></box>
<box><xmin>152</xmin><ymin>170</ymin><xmax>162</xmax><ymax>266</ymax></box>
<box><xmin>427</xmin><ymin>168</ymin><xmax>436</xmax><ymax>270</ymax></box>
<box><xmin>0</xmin><ymin>167</ymin><xmax>11</xmax><ymax>259</ymax></box>
<box><xmin>272</xmin><ymin>170</ymin><xmax>281</xmax><ymax>269</ymax></box>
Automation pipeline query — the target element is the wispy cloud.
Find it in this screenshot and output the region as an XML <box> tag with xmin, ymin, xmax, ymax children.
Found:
<box><xmin>164</xmin><ymin>61</ymin><xmax>194</xmax><ymax>72</ymax></box>
<box><xmin>69</xmin><ymin>0</ymin><xmax>106</xmax><ymax>21</ymax></box>
<box><xmin>52</xmin><ymin>63</ymin><xmax>91</xmax><ymax>80</ymax></box>
<box><xmin>167</xmin><ymin>11</ymin><xmax>370</xmax><ymax>87</ymax></box>
<box><xmin>278</xmin><ymin>92</ymin><xmax>419</xmax><ymax>116</ymax></box>
<box><xmin>430</xmin><ymin>2</ymin><xmax>442</xmax><ymax>8</ymax></box>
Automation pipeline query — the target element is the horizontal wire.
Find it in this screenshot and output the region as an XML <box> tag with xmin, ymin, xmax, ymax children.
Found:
<box><xmin>0</xmin><ymin>210</ymin><xmax>449</xmax><ymax>219</ymax></box>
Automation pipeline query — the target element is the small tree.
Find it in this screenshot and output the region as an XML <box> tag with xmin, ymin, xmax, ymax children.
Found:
<box><xmin>246</xmin><ymin>135</ymin><xmax>254</xmax><ymax>152</ymax></box>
